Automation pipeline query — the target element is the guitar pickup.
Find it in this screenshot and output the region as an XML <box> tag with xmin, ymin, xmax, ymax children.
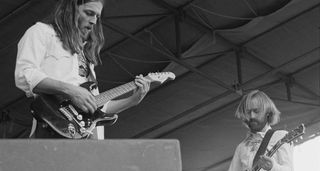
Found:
<box><xmin>68</xmin><ymin>105</ymin><xmax>79</xmax><ymax>116</ymax></box>
<box><xmin>59</xmin><ymin>107</ymin><xmax>73</xmax><ymax>121</ymax></box>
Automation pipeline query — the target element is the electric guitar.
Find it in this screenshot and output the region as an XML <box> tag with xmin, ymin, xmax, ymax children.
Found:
<box><xmin>252</xmin><ymin>124</ymin><xmax>305</xmax><ymax>171</ymax></box>
<box><xmin>30</xmin><ymin>72</ymin><xmax>175</xmax><ymax>139</ymax></box>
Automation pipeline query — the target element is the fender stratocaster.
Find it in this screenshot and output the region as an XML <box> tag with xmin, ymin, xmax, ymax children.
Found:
<box><xmin>30</xmin><ymin>72</ymin><xmax>175</xmax><ymax>139</ymax></box>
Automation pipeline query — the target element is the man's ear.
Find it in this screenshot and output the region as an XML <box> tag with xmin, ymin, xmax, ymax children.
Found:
<box><xmin>267</xmin><ymin>113</ymin><xmax>272</xmax><ymax>122</ymax></box>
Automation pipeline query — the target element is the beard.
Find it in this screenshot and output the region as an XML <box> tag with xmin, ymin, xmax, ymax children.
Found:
<box><xmin>247</xmin><ymin>118</ymin><xmax>268</xmax><ymax>133</ymax></box>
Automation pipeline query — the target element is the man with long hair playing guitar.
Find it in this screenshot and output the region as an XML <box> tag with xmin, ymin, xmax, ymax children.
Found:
<box><xmin>15</xmin><ymin>0</ymin><xmax>151</xmax><ymax>139</ymax></box>
<box><xmin>228</xmin><ymin>90</ymin><xmax>294</xmax><ymax>171</ymax></box>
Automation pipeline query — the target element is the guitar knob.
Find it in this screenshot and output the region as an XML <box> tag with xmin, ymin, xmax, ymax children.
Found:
<box><xmin>80</xmin><ymin>121</ymin><xmax>85</xmax><ymax>127</ymax></box>
<box><xmin>86</xmin><ymin>119</ymin><xmax>92</xmax><ymax>126</ymax></box>
<box><xmin>67</xmin><ymin>124</ymin><xmax>76</xmax><ymax>137</ymax></box>
<box><xmin>77</xmin><ymin>115</ymin><xmax>83</xmax><ymax>120</ymax></box>
<box><xmin>80</xmin><ymin>128</ymin><xmax>86</xmax><ymax>133</ymax></box>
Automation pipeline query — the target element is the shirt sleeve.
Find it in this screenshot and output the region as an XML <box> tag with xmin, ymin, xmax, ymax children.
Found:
<box><xmin>268</xmin><ymin>130</ymin><xmax>294</xmax><ymax>171</ymax></box>
<box><xmin>271</xmin><ymin>142</ymin><xmax>294</xmax><ymax>171</ymax></box>
<box><xmin>15</xmin><ymin>23</ymin><xmax>49</xmax><ymax>97</ymax></box>
<box><xmin>228</xmin><ymin>144</ymin><xmax>242</xmax><ymax>171</ymax></box>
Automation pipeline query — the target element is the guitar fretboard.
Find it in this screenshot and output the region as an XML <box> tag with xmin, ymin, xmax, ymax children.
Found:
<box><xmin>266</xmin><ymin>141</ymin><xmax>283</xmax><ymax>157</ymax></box>
<box><xmin>95</xmin><ymin>81</ymin><xmax>137</xmax><ymax>107</ymax></box>
<box><xmin>91</xmin><ymin>72</ymin><xmax>175</xmax><ymax>108</ymax></box>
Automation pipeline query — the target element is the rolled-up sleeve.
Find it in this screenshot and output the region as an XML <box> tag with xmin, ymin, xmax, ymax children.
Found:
<box><xmin>15</xmin><ymin>23</ymin><xmax>48</xmax><ymax>97</ymax></box>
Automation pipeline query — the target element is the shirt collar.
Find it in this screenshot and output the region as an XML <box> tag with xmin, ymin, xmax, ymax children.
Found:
<box><xmin>246</xmin><ymin>124</ymin><xmax>272</xmax><ymax>139</ymax></box>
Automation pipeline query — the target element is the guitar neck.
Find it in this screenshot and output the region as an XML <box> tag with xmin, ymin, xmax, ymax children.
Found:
<box><xmin>92</xmin><ymin>72</ymin><xmax>176</xmax><ymax>107</ymax></box>
<box><xmin>95</xmin><ymin>81</ymin><xmax>137</xmax><ymax>107</ymax></box>
<box><xmin>266</xmin><ymin>141</ymin><xmax>283</xmax><ymax>157</ymax></box>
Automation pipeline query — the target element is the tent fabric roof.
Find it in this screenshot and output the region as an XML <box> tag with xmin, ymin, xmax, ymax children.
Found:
<box><xmin>1</xmin><ymin>0</ymin><xmax>320</xmax><ymax>170</ymax></box>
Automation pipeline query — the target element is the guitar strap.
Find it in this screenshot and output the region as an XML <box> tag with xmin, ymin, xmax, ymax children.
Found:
<box><xmin>252</xmin><ymin>129</ymin><xmax>276</xmax><ymax>167</ymax></box>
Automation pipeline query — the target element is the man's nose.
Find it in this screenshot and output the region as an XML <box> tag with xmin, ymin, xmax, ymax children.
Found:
<box><xmin>248</xmin><ymin>111</ymin><xmax>255</xmax><ymax>119</ymax></box>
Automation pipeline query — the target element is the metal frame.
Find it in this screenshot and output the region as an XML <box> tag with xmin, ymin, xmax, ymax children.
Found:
<box><xmin>0</xmin><ymin>1</ymin><xmax>319</xmax><ymax>151</ymax></box>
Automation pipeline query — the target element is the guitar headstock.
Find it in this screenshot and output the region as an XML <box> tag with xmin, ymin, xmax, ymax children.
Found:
<box><xmin>146</xmin><ymin>72</ymin><xmax>176</xmax><ymax>84</ymax></box>
<box><xmin>282</xmin><ymin>124</ymin><xmax>305</xmax><ymax>144</ymax></box>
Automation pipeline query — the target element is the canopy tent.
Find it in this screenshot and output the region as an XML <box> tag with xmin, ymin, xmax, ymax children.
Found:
<box><xmin>0</xmin><ymin>0</ymin><xmax>319</xmax><ymax>170</ymax></box>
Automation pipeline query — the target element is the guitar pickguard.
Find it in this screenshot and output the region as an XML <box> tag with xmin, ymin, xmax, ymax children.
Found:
<box><xmin>30</xmin><ymin>82</ymin><xmax>118</xmax><ymax>139</ymax></box>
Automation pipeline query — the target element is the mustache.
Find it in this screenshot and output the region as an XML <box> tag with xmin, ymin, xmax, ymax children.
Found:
<box><xmin>244</xmin><ymin>119</ymin><xmax>258</xmax><ymax>125</ymax></box>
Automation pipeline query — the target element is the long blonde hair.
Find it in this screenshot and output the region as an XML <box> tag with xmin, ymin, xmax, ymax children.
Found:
<box><xmin>235</xmin><ymin>90</ymin><xmax>281</xmax><ymax>126</ymax></box>
<box><xmin>43</xmin><ymin>0</ymin><xmax>105</xmax><ymax>65</ymax></box>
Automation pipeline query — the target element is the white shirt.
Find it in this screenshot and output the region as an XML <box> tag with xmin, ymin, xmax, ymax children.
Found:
<box><xmin>228</xmin><ymin>126</ymin><xmax>294</xmax><ymax>171</ymax></box>
<box><xmin>15</xmin><ymin>22</ymin><xmax>97</xmax><ymax>97</ymax></box>
<box><xmin>15</xmin><ymin>22</ymin><xmax>105</xmax><ymax>139</ymax></box>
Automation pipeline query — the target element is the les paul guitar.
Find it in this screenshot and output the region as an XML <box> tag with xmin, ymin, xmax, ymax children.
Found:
<box><xmin>30</xmin><ymin>72</ymin><xmax>175</xmax><ymax>139</ymax></box>
<box><xmin>252</xmin><ymin>124</ymin><xmax>305</xmax><ymax>171</ymax></box>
